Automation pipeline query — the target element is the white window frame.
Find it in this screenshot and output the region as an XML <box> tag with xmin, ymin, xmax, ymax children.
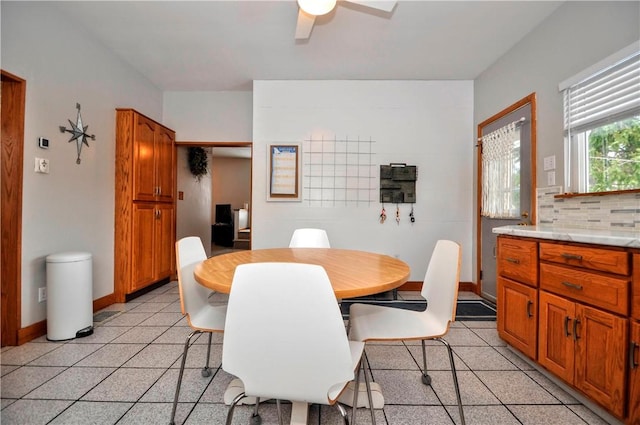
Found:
<box><xmin>560</xmin><ymin>41</ymin><xmax>640</xmax><ymax>193</ymax></box>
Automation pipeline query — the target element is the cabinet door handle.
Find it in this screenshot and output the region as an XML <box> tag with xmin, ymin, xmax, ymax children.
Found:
<box><xmin>155</xmin><ymin>209</ymin><xmax>161</xmax><ymax>219</ymax></box>
<box><xmin>526</xmin><ymin>300</ymin><xmax>533</xmax><ymax>318</ymax></box>
<box><xmin>573</xmin><ymin>318</ymin><xmax>581</xmax><ymax>341</ymax></box>
<box><xmin>561</xmin><ymin>281</ymin><xmax>583</xmax><ymax>290</ymax></box>
<box><xmin>506</xmin><ymin>258</ymin><xmax>520</xmax><ymax>264</ymax></box>
<box><xmin>561</xmin><ymin>253</ymin><xmax>583</xmax><ymax>261</ymax></box>
<box><xmin>630</xmin><ymin>342</ymin><xmax>639</xmax><ymax>369</ymax></box>
<box><xmin>564</xmin><ymin>316</ymin><xmax>572</xmax><ymax>337</ymax></box>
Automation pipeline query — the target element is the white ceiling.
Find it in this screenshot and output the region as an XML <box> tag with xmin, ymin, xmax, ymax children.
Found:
<box><xmin>53</xmin><ymin>0</ymin><xmax>564</xmax><ymax>92</ymax></box>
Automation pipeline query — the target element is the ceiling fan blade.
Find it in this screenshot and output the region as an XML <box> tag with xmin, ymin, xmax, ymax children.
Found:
<box><xmin>295</xmin><ymin>9</ymin><xmax>316</xmax><ymax>40</ymax></box>
<box><xmin>344</xmin><ymin>0</ymin><xmax>397</xmax><ymax>13</ymax></box>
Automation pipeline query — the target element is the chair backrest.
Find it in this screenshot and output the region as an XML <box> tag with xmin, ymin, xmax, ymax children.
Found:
<box><xmin>222</xmin><ymin>262</ymin><xmax>353</xmax><ymax>404</ymax></box>
<box><xmin>421</xmin><ymin>240</ymin><xmax>462</xmax><ymax>327</ymax></box>
<box><xmin>176</xmin><ymin>237</ymin><xmax>211</xmax><ymax>321</ymax></box>
<box><xmin>288</xmin><ymin>228</ymin><xmax>331</xmax><ymax>248</ymax></box>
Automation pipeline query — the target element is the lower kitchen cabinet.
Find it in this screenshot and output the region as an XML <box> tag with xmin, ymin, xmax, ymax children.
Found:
<box><xmin>497</xmin><ymin>276</ymin><xmax>537</xmax><ymax>359</ymax></box>
<box><xmin>539</xmin><ymin>290</ymin><xmax>628</xmax><ymax>418</ymax></box>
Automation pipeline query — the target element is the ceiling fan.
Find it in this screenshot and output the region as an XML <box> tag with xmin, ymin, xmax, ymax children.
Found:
<box><xmin>295</xmin><ymin>0</ymin><xmax>397</xmax><ymax>40</ymax></box>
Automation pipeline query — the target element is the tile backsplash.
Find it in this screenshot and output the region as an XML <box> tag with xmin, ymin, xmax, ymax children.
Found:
<box><xmin>537</xmin><ymin>186</ymin><xmax>640</xmax><ymax>231</ymax></box>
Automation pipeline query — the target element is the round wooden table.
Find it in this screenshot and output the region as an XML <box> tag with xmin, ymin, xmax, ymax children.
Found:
<box><xmin>194</xmin><ymin>247</ymin><xmax>410</xmax><ymax>425</ymax></box>
<box><xmin>194</xmin><ymin>247</ymin><xmax>410</xmax><ymax>299</ymax></box>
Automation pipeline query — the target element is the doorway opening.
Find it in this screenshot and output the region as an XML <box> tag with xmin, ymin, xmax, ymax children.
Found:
<box><xmin>175</xmin><ymin>142</ymin><xmax>252</xmax><ymax>258</ymax></box>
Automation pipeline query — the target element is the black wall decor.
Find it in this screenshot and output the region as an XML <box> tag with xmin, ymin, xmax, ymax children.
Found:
<box><xmin>380</xmin><ymin>163</ymin><xmax>417</xmax><ymax>203</ymax></box>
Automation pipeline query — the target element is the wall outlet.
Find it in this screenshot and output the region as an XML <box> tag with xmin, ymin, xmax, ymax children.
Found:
<box><xmin>38</xmin><ymin>287</ymin><xmax>47</xmax><ymax>303</ymax></box>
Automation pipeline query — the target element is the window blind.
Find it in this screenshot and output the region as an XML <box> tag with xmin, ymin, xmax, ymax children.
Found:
<box><xmin>563</xmin><ymin>51</ymin><xmax>640</xmax><ymax>133</ymax></box>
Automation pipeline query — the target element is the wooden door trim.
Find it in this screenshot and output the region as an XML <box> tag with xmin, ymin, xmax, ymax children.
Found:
<box><xmin>476</xmin><ymin>93</ymin><xmax>537</xmax><ymax>296</ymax></box>
<box><xmin>1</xmin><ymin>70</ymin><xmax>26</xmax><ymax>346</ymax></box>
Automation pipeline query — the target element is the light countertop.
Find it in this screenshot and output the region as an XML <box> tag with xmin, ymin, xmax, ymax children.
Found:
<box><xmin>492</xmin><ymin>225</ymin><xmax>640</xmax><ymax>249</ymax></box>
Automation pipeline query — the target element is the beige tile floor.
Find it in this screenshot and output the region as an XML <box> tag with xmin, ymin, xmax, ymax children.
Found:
<box><xmin>1</xmin><ymin>283</ymin><xmax>622</xmax><ymax>425</ymax></box>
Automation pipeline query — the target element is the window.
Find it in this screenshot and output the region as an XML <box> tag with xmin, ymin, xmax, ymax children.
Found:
<box><xmin>561</xmin><ymin>43</ymin><xmax>640</xmax><ymax>193</ymax></box>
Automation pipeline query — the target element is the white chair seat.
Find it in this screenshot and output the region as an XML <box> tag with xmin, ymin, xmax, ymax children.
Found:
<box><xmin>189</xmin><ymin>305</ymin><xmax>227</xmax><ymax>331</ymax></box>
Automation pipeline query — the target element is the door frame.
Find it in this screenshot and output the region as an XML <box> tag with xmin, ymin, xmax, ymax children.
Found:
<box><xmin>475</xmin><ymin>93</ymin><xmax>537</xmax><ymax>296</ymax></box>
<box><xmin>1</xmin><ymin>70</ymin><xmax>26</xmax><ymax>347</ymax></box>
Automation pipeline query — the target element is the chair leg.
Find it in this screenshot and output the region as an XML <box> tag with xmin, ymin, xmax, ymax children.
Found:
<box><xmin>276</xmin><ymin>399</ymin><xmax>283</xmax><ymax>425</ymax></box>
<box><xmin>420</xmin><ymin>340</ymin><xmax>432</xmax><ymax>386</ymax></box>
<box><xmin>350</xmin><ymin>357</ymin><xmax>362</xmax><ymax>425</ymax></box>
<box><xmin>437</xmin><ymin>338</ymin><xmax>465</xmax><ymax>425</ymax></box>
<box><xmin>362</xmin><ymin>351</ymin><xmax>376</xmax><ymax>425</ymax></box>
<box><xmin>249</xmin><ymin>397</ymin><xmax>261</xmax><ymax>425</ymax></box>
<box><xmin>336</xmin><ymin>402</ymin><xmax>350</xmax><ymax>425</ymax></box>
<box><xmin>201</xmin><ymin>332</ymin><xmax>213</xmax><ymax>377</ymax></box>
<box><xmin>225</xmin><ymin>391</ymin><xmax>246</xmax><ymax>425</ymax></box>
<box><xmin>170</xmin><ymin>330</ymin><xmax>201</xmax><ymax>425</ymax></box>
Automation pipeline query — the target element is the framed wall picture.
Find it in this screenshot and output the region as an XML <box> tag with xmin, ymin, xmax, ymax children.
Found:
<box><xmin>267</xmin><ymin>144</ymin><xmax>302</xmax><ymax>201</ymax></box>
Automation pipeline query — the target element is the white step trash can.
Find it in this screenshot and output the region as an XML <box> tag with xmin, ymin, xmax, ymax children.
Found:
<box><xmin>46</xmin><ymin>251</ymin><xmax>94</xmax><ymax>341</ymax></box>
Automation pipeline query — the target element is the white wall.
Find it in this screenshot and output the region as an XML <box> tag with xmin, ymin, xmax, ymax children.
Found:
<box><xmin>211</xmin><ymin>157</ymin><xmax>251</xmax><ymax>217</ymax></box>
<box><xmin>176</xmin><ymin>147</ymin><xmax>213</xmax><ymax>256</ymax></box>
<box><xmin>2</xmin><ymin>2</ymin><xmax>163</xmax><ymax>327</ymax></box>
<box><xmin>163</xmin><ymin>91</ymin><xmax>253</xmax><ymax>141</ymax></box>
<box><xmin>253</xmin><ymin>80</ymin><xmax>474</xmax><ymax>282</ymax></box>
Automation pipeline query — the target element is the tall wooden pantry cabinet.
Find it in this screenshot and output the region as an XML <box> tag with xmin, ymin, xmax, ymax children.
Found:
<box><xmin>114</xmin><ymin>109</ymin><xmax>176</xmax><ymax>302</ymax></box>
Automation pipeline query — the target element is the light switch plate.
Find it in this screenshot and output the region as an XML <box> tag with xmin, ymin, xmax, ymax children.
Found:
<box><xmin>35</xmin><ymin>158</ymin><xmax>50</xmax><ymax>174</ymax></box>
<box><xmin>547</xmin><ymin>171</ymin><xmax>555</xmax><ymax>186</ymax></box>
<box><xmin>543</xmin><ymin>155</ymin><xmax>556</xmax><ymax>171</ymax></box>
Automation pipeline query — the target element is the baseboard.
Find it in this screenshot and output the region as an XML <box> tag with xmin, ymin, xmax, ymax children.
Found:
<box><xmin>18</xmin><ymin>320</ymin><xmax>46</xmax><ymax>345</ymax></box>
<box><xmin>94</xmin><ymin>293</ymin><xmax>116</xmax><ymax>311</ymax></box>
<box><xmin>16</xmin><ymin>292</ymin><xmax>117</xmax><ymax>345</ymax></box>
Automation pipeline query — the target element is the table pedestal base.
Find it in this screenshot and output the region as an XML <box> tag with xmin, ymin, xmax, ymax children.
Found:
<box><xmin>224</xmin><ymin>379</ymin><xmax>384</xmax><ymax>425</ymax></box>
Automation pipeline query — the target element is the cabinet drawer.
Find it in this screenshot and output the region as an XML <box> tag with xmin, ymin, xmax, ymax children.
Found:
<box><xmin>540</xmin><ymin>263</ymin><xmax>629</xmax><ymax>316</ymax></box>
<box><xmin>498</xmin><ymin>237</ymin><xmax>538</xmax><ymax>287</ymax></box>
<box><xmin>539</xmin><ymin>242</ymin><xmax>629</xmax><ymax>276</ymax></box>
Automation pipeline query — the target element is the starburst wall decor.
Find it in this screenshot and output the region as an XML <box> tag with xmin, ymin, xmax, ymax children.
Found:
<box><xmin>59</xmin><ymin>103</ymin><xmax>96</xmax><ymax>164</ymax></box>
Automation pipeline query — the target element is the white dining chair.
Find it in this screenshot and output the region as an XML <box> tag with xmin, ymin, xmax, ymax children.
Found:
<box><xmin>288</xmin><ymin>228</ymin><xmax>331</xmax><ymax>248</ymax></box>
<box><xmin>348</xmin><ymin>240</ymin><xmax>465</xmax><ymax>425</ymax></box>
<box><xmin>170</xmin><ymin>236</ymin><xmax>227</xmax><ymax>425</ymax></box>
<box><xmin>222</xmin><ymin>262</ymin><xmax>375</xmax><ymax>425</ymax></box>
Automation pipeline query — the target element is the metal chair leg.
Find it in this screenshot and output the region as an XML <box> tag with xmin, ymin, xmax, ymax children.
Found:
<box><xmin>249</xmin><ymin>397</ymin><xmax>261</xmax><ymax>425</ymax></box>
<box><xmin>420</xmin><ymin>340</ymin><xmax>432</xmax><ymax>385</ymax></box>
<box><xmin>437</xmin><ymin>338</ymin><xmax>465</xmax><ymax>425</ymax></box>
<box><xmin>201</xmin><ymin>332</ymin><xmax>213</xmax><ymax>377</ymax></box>
<box><xmin>351</xmin><ymin>357</ymin><xmax>362</xmax><ymax>425</ymax></box>
<box><xmin>362</xmin><ymin>351</ymin><xmax>376</xmax><ymax>425</ymax></box>
<box><xmin>225</xmin><ymin>391</ymin><xmax>246</xmax><ymax>425</ymax></box>
<box><xmin>336</xmin><ymin>402</ymin><xmax>350</xmax><ymax>425</ymax></box>
<box><xmin>170</xmin><ymin>330</ymin><xmax>201</xmax><ymax>425</ymax></box>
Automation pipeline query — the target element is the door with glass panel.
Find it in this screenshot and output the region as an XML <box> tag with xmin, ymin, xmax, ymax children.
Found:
<box><xmin>477</xmin><ymin>95</ymin><xmax>536</xmax><ymax>301</ymax></box>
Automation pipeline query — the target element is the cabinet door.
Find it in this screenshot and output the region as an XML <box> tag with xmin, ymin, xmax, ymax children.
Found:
<box><xmin>539</xmin><ymin>291</ymin><xmax>575</xmax><ymax>384</ymax></box>
<box><xmin>131</xmin><ymin>203</ymin><xmax>156</xmax><ymax>292</ymax></box>
<box><xmin>497</xmin><ymin>277</ymin><xmax>537</xmax><ymax>359</ymax></box>
<box><xmin>133</xmin><ymin>114</ymin><xmax>157</xmax><ymax>201</ymax></box>
<box><xmin>155</xmin><ymin>126</ymin><xmax>174</xmax><ymax>203</ymax></box>
<box><xmin>155</xmin><ymin>203</ymin><xmax>175</xmax><ymax>279</ymax></box>
<box><xmin>629</xmin><ymin>320</ymin><xmax>640</xmax><ymax>425</ymax></box>
<box><xmin>633</xmin><ymin>254</ymin><xmax>640</xmax><ymax>320</ymax></box>
<box><xmin>574</xmin><ymin>304</ymin><xmax>628</xmax><ymax>418</ymax></box>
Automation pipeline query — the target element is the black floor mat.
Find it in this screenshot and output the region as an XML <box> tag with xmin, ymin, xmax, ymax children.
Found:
<box><xmin>340</xmin><ymin>293</ymin><xmax>496</xmax><ymax>321</ymax></box>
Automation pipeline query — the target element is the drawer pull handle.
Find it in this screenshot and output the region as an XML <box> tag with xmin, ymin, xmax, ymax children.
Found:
<box><xmin>564</xmin><ymin>316</ymin><xmax>572</xmax><ymax>337</ymax></box>
<box><xmin>631</xmin><ymin>342</ymin><xmax>639</xmax><ymax>369</ymax></box>
<box><xmin>506</xmin><ymin>258</ymin><xmax>520</xmax><ymax>264</ymax></box>
<box><xmin>526</xmin><ymin>300</ymin><xmax>533</xmax><ymax>318</ymax></box>
<box><xmin>561</xmin><ymin>281</ymin><xmax>583</xmax><ymax>290</ymax></box>
<box><xmin>561</xmin><ymin>253</ymin><xmax>583</xmax><ymax>261</ymax></box>
<box><xmin>573</xmin><ymin>318</ymin><xmax>581</xmax><ymax>341</ymax></box>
